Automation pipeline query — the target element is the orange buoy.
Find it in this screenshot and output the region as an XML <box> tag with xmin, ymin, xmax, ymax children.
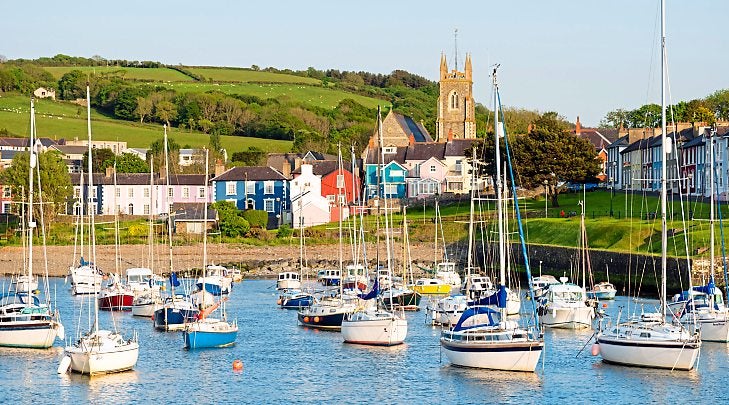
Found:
<box><xmin>313</xmin><ymin>316</ymin><xmax>320</xmax><ymax>323</ymax></box>
<box><xmin>277</xmin><ymin>299</ymin><xmax>282</xmax><ymax>305</ymax></box>
<box><xmin>303</xmin><ymin>316</ymin><xmax>310</xmax><ymax>323</ymax></box>
<box><xmin>591</xmin><ymin>343</ymin><xmax>600</xmax><ymax>356</ymax></box>
<box><xmin>602</xmin><ymin>303</ymin><xmax>608</xmax><ymax>308</ymax></box>
<box><xmin>232</xmin><ymin>359</ymin><xmax>244</xmax><ymax>371</ymax></box>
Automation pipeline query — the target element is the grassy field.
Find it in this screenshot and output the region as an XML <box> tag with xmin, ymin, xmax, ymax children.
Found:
<box><xmin>159</xmin><ymin>82</ymin><xmax>389</xmax><ymax>110</ymax></box>
<box><xmin>184</xmin><ymin>67</ymin><xmax>321</xmax><ymax>84</ymax></box>
<box><xmin>43</xmin><ymin>66</ymin><xmax>193</xmax><ymax>82</ymax></box>
<box><xmin>0</xmin><ymin>95</ymin><xmax>292</xmax><ymax>152</ymax></box>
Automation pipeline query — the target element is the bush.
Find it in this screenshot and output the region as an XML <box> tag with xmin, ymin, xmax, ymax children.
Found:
<box><xmin>248</xmin><ymin>227</ymin><xmax>272</xmax><ymax>241</ymax></box>
<box><xmin>213</xmin><ymin>201</ymin><xmax>250</xmax><ymax>237</ymax></box>
<box><xmin>127</xmin><ymin>223</ymin><xmax>148</xmax><ymax>237</ymax></box>
<box><xmin>276</xmin><ymin>224</ymin><xmax>292</xmax><ymax>238</ymax></box>
<box><xmin>242</xmin><ymin>210</ymin><xmax>269</xmax><ymax>229</ymax></box>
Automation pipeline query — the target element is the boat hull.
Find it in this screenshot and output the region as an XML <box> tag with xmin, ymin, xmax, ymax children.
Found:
<box><xmin>440</xmin><ymin>339</ymin><xmax>544</xmax><ymax>372</ymax></box>
<box><xmin>99</xmin><ymin>293</ymin><xmax>134</xmax><ymax>311</ymax></box>
<box><xmin>413</xmin><ymin>285</ymin><xmax>451</xmax><ymax>295</ymax></box>
<box><xmin>66</xmin><ymin>342</ymin><xmax>139</xmax><ymax>375</ymax></box>
<box><xmin>586</xmin><ymin>291</ymin><xmax>616</xmax><ymax>300</ymax></box>
<box><xmin>0</xmin><ymin>320</ymin><xmax>60</xmax><ymax>348</ymax></box>
<box><xmin>597</xmin><ymin>335</ymin><xmax>700</xmax><ymax>370</ymax></box>
<box><xmin>696</xmin><ymin>318</ymin><xmax>729</xmax><ymax>342</ymax></box>
<box><xmin>298</xmin><ymin>312</ymin><xmax>346</xmax><ymax>330</ymax></box>
<box><xmin>183</xmin><ymin>322</ymin><xmax>238</xmax><ymax>349</ymax></box>
<box><xmin>131</xmin><ymin>301</ymin><xmax>162</xmax><ymax>318</ymax></box>
<box><xmin>153</xmin><ymin>307</ymin><xmax>199</xmax><ymax>331</ymax></box>
<box><xmin>381</xmin><ymin>291</ymin><xmax>421</xmax><ymax>311</ymax></box>
<box><xmin>540</xmin><ymin>306</ymin><xmax>594</xmax><ymax>329</ymax></box>
<box><xmin>196</xmin><ymin>282</ymin><xmax>230</xmax><ymax>296</ymax></box>
<box><xmin>342</xmin><ymin>317</ymin><xmax>407</xmax><ymax>346</ymax></box>
<box><xmin>280</xmin><ymin>295</ymin><xmax>314</xmax><ymax>309</ymax></box>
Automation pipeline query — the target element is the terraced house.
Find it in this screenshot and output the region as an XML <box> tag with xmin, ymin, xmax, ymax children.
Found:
<box><xmin>211</xmin><ymin>166</ymin><xmax>289</xmax><ymax>228</ymax></box>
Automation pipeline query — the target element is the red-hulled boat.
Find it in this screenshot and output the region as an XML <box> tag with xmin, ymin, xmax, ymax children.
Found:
<box><xmin>98</xmin><ymin>286</ymin><xmax>134</xmax><ymax>311</ymax></box>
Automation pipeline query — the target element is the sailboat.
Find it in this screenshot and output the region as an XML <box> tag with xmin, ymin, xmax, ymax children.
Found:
<box><xmin>668</xmin><ymin>126</ymin><xmax>729</xmax><ymax>342</ymax></box>
<box><xmin>432</xmin><ymin>198</ymin><xmax>462</xmax><ymax>290</ymax></box>
<box><xmin>61</xmin><ymin>84</ymin><xmax>139</xmax><ymax>375</ymax></box>
<box><xmin>440</xmin><ymin>66</ymin><xmax>543</xmax><ymax>372</ymax></box>
<box><xmin>279</xmin><ymin>212</ymin><xmax>314</xmax><ymax>309</ymax></box>
<box><xmin>341</xmin><ymin>111</ymin><xmax>408</xmax><ymax>346</ymax></box>
<box><xmin>537</xmin><ymin>200</ymin><xmax>595</xmax><ymax>329</ymax></box>
<box><xmin>183</xmin><ymin>149</ymin><xmax>238</xmax><ymax>349</ymax></box>
<box><xmin>0</xmin><ymin>97</ymin><xmax>64</xmax><ymax>349</ymax></box>
<box><xmin>595</xmin><ymin>0</ymin><xmax>701</xmax><ymax>369</ymax></box>
<box><xmin>67</xmin><ymin>171</ymin><xmax>104</xmax><ymax>295</ymax></box>
<box><xmin>153</xmin><ymin>125</ymin><xmax>200</xmax><ymax>331</ymax></box>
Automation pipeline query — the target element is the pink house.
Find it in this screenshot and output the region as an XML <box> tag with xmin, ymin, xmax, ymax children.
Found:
<box><xmin>159</xmin><ymin>174</ymin><xmax>214</xmax><ymax>215</ymax></box>
<box><xmin>403</xmin><ymin>141</ymin><xmax>448</xmax><ymax>199</ymax></box>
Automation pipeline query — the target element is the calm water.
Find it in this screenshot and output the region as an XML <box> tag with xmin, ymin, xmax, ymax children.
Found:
<box><xmin>1</xmin><ymin>278</ymin><xmax>727</xmax><ymax>403</ymax></box>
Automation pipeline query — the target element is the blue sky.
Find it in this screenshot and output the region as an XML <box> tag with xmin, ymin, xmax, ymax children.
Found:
<box><xmin>3</xmin><ymin>0</ymin><xmax>727</xmax><ymax>127</ymax></box>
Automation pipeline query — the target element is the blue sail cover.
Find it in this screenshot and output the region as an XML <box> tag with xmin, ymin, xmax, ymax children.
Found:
<box><xmin>473</xmin><ymin>285</ymin><xmax>508</xmax><ymax>308</ymax></box>
<box><xmin>453</xmin><ymin>306</ymin><xmax>500</xmax><ymax>332</ymax></box>
<box><xmin>358</xmin><ymin>277</ymin><xmax>379</xmax><ymax>300</ymax></box>
<box><xmin>170</xmin><ymin>272</ymin><xmax>181</xmax><ymax>287</ymax></box>
<box><xmin>693</xmin><ymin>277</ymin><xmax>717</xmax><ymax>295</ymax></box>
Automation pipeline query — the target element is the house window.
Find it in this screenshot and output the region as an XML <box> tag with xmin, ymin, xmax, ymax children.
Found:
<box><xmin>264</xmin><ymin>199</ymin><xmax>275</xmax><ymax>213</ymax></box>
<box><xmin>418</xmin><ymin>181</ymin><xmax>438</xmax><ymax>195</ymax></box>
<box><xmin>327</xmin><ymin>195</ymin><xmax>336</xmax><ymax>204</ymax></box>
<box><xmin>128</xmin><ymin>203</ymin><xmax>134</xmax><ymax>215</ymax></box>
<box><xmin>246</xmin><ymin>199</ymin><xmax>255</xmax><ymax>210</ymax></box>
<box><xmin>144</xmin><ymin>204</ymin><xmax>150</xmax><ymax>215</ymax></box>
<box><xmin>92</xmin><ymin>188</ymin><xmax>97</xmax><ymax>198</ymax></box>
<box><xmin>128</xmin><ymin>188</ymin><xmax>133</xmax><ymax>198</ymax></box>
<box><xmin>226</xmin><ymin>181</ymin><xmax>236</xmax><ymax>195</ymax></box>
<box><xmin>115</xmin><ymin>187</ymin><xmax>120</xmax><ymax>198</ymax></box>
<box><xmin>246</xmin><ymin>181</ymin><xmax>255</xmax><ymax>195</ymax></box>
<box><xmin>336</xmin><ymin>174</ymin><xmax>345</xmax><ymax>189</ymax></box>
<box><xmin>390</xmin><ymin>170</ymin><xmax>404</xmax><ymax>178</ymax></box>
<box><xmin>338</xmin><ymin>195</ymin><xmax>346</xmax><ymax>204</ymax></box>
<box><xmin>448</xmin><ymin>182</ymin><xmax>463</xmax><ymax>192</ymax></box>
<box><xmin>116</xmin><ymin>205</ymin><xmax>121</xmax><ymax>214</ymax></box>
<box><xmin>455</xmin><ymin>160</ymin><xmax>462</xmax><ymax>173</ymax></box>
<box><xmin>383</xmin><ymin>147</ymin><xmax>396</xmax><ymax>154</ymax></box>
<box><xmin>384</xmin><ymin>184</ymin><xmax>397</xmax><ymax>196</ymax></box>
<box><xmin>168</xmin><ymin>187</ymin><xmax>174</xmax><ymax>198</ymax></box>
<box><xmin>198</xmin><ymin>187</ymin><xmax>206</xmax><ymax>198</ymax></box>
<box><xmin>73</xmin><ymin>188</ymin><xmax>79</xmax><ymax>199</ymax></box>
<box><xmin>429</xmin><ymin>165</ymin><xmax>436</xmax><ymax>173</ymax></box>
<box><xmin>264</xmin><ymin>181</ymin><xmax>274</xmax><ymax>195</ymax></box>
<box><xmin>183</xmin><ymin>187</ymin><xmax>189</xmax><ymax>198</ymax></box>
<box><xmin>144</xmin><ymin>187</ymin><xmax>150</xmax><ymax>198</ymax></box>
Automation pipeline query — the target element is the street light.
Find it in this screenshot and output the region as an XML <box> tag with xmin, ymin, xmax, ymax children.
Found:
<box><xmin>544</xmin><ymin>180</ymin><xmax>549</xmax><ymax>218</ymax></box>
<box><xmin>609</xmin><ymin>176</ymin><xmax>614</xmax><ymax>217</ymax></box>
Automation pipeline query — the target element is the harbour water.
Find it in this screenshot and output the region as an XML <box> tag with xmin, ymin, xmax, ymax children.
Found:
<box><xmin>1</xmin><ymin>277</ymin><xmax>727</xmax><ymax>403</ymax></box>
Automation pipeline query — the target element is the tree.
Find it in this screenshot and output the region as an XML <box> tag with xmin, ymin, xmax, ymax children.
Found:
<box><xmin>1</xmin><ymin>150</ymin><xmax>72</xmax><ymax>222</ymax></box>
<box><xmin>82</xmin><ymin>148</ymin><xmax>116</xmax><ymax>173</ymax></box>
<box><xmin>57</xmin><ymin>70</ymin><xmax>86</xmax><ymax>100</ymax></box>
<box><xmin>115</xmin><ymin>153</ymin><xmax>149</xmax><ymax>173</ymax></box>
<box><xmin>212</xmin><ymin>201</ymin><xmax>250</xmax><ymax>237</ymax></box>
<box><xmin>135</xmin><ymin>96</ymin><xmax>153</xmax><ymax>123</ymax></box>
<box><xmin>147</xmin><ymin>136</ymin><xmax>181</xmax><ymax>175</ymax></box>
<box><xmin>511</xmin><ymin>112</ymin><xmax>601</xmax><ymax>207</ymax></box>
<box><xmin>599</xmin><ymin>109</ymin><xmax>629</xmax><ymax>129</ymax></box>
<box><xmin>154</xmin><ymin>101</ymin><xmax>177</xmax><ymax>127</ymax></box>
<box><xmin>705</xmin><ymin>89</ymin><xmax>729</xmax><ymax>121</ymax></box>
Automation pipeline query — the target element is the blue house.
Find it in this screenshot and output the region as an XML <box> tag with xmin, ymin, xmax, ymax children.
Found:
<box><xmin>363</xmin><ymin>146</ymin><xmax>408</xmax><ymax>199</ymax></box>
<box><xmin>211</xmin><ymin>166</ymin><xmax>289</xmax><ymax>228</ymax></box>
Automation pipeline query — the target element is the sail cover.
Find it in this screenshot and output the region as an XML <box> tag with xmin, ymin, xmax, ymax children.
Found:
<box><xmin>358</xmin><ymin>277</ymin><xmax>379</xmax><ymax>300</ymax></box>
<box><xmin>473</xmin><ymin>285</ymin><xmax>508</xmax><ymax>308</ymax></box>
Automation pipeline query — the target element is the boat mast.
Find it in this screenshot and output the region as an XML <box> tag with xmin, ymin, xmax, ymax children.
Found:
<box><xmin>466</xmin><ymin>147</ymin><xmax>476</xmax><ymax>272</ymax></box>
<box><xmin>148</xmin><ymin>159</ymin><xmax>154</xmax><ymax>272</ymax></box>
<box><xmin>350</xmin><ymin>144</ymin><xmax>358</xmax><ymax>267</ymax></box>
<box><xmin>660</xmin><ymin>0</ymin><xmax>668</xmax><ymax>319</ymax></box>
<box><xmin>493</xmin><ymin>67</ymin><xmax>507</xmax><ymax>320</ymax></box>
<box><xmin>27</xmin><ymin>97</ymin><xmax>36</xmax><ymax>301</ymax></box>
<box><xmin>377</xmin><ymin>107</ymin><xmax>394</xmax><ymax>310</ymax></box>
<box><xmin>86</xmin><ymin>83</ymin><xmax>99</xmax><ymax>333</ymax></box>
<box><xmin>337</xmin><ymin>143</ymin><xmax>344</xmax><ymax>300</ymax></box>
<box><xmin>709</xmin><ymin>125</ymin><xmax>716</xmax><ymax>299</ymax></box>
<box><xmin>203</xmin><ymin>148</ymin><xmax>209</xmax><ymax>273</ymax></box>
<box><xmin>164</xmin><ymin>125</ymin><xmax>175</xmax><ymax>297</ymax></box>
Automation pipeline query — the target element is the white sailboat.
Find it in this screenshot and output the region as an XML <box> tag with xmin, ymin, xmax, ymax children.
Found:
<box><xmin>0</xmin><ymin>97</ymin><xmax>63</xmax><ymax>349</ymax></box>
<box><xmin>440</xmin><ymin>67</ymin><xmax>543</xmax><ymax>372</ymax></box>
<box><xmin>60</xmin><ymin>84</ymin><xmax>139</xmax><ymax>375</ymax></box>
<box><xmin>595</xmin><ymin>1</ymin><xmax>701</xmax><ymax>369</ymax></box>
<box><xmin>341</xmin><ymin>120</ymin><xmax>407</xmax><ymax>346</ymax></box>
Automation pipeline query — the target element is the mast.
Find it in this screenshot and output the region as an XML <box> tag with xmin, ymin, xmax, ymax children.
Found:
<box><xmin>203</xmin><ymin>148</ymin><xmax>209</xmax><ymax>272</ymax></box>
<box><xmin>86</xmin><ymin>83</ymin><xmax>99</xmax><ymax>333</ymax></box>
<box><xmin>350</xmin><ymin>144</ymin><xmax>358</xmax><ymax>267</ymax></box>
<box><xmin>27</xmin><ymin>97</ymin><xmax>36</xmax><ymax>300</ymax></box>
<box><xmin>493</xmin><ymin>67</ymin><xmax>507</xmax><ymax>322</ymax></box>
<box><xmin>660</xmin><ymin>0</ymin><xmax>667</xmax><ymax>319</ymax></box>
<box><xmin>148</xmin><ymin>159</ymin><xmax>154</xmax><ymax>271</ymax></box>
<box><xmin>709</xmin><ymin>126</ymin><xmax>716</xmax><ymax>298</ymax></box>
<box><xmin>377</xmin><ymin>107</ymin><xmax>394</xmax><ymax>310</ymax></box>
<box><xmin>466</xmin><ymin>147</ymin><xmax>476</xmax><ymax>272</ymax></box>
<box><xmin>164</xmin><ymin>125</ymin><xmax>175</xmax><ymax>297</ymax></box>
<box><xmin>337</xmin><ymin>143</ymin><xmax>344</xmax><ymax>297</ymax></box>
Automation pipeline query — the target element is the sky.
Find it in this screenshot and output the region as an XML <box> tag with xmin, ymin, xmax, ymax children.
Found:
<box><xmin>3</xmin><ymin>0</ymin><xmax>728</xmax><ymax>127</ymax></box>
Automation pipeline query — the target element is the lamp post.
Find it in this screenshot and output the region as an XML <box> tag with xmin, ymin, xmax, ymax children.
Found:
<box><xmin>539</xmin><ymin>260</ymin><xmax>543</xmax><ymax>277</ymax></box>
<box><xmin>609</xmin><ymin>176</ymin><xmax>614</xmax><ymax>217</ymax></box>
<box><xmin>544</xmin><ymin>180</ymin><xmax>549</xmax><ymax>218</ymax></box>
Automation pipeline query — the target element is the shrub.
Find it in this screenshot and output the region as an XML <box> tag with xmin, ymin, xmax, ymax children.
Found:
<box><xmin>276</xmin><ymin>224</ymin><xmax>292</xmax><ymax>238</ymax></box>
<box><xmin>127</xmin><ymin>223</ymin><xmax>148</xmax><ymax>237</ymax></box>
<box><xmin>242</xmin><ymin>209</ymin><xmax>269</xmax><ymax>229</ymax></box>
<box><xmin>248</xmin><ymin>227</ymin><xmax>272</xmax><ymax>241</ymax></box>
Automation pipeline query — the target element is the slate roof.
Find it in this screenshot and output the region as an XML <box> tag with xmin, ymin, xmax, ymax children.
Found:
<box><xmin>211</xmin><ymin>166</ymin><xmax>287</xmax><ymax>182</ymax></box>
<box><xmin>575</xmin><ymin>129</ymin><xmax>611</xmax><ymax>150</ymax></box>
<box><xmin>364</xmin><ymin>147</ymin><xmax>407</xmax><ymax>165</ymax></box>
<box><xmin>1</xmin><ymin>150</ymin><xmax>21</xmax><ymax>160</ymax></box>
<box><xmin>405</xmin><ymin>142</ymin><xmax>445</xmax><ymax>161</ymax></box>
<box><xmin>165</xmin><ymin>174</ymin><xmax>211</xmax><ymax>186</ymax></box>
<box><xmin>0</xmin><ymin>137</ymin><xmax>57</xmax><ymax>148</ymax></box>
<box><xmin>621</xmin><ymin>138</ymin><xmax>652</xmax><ymax>154</ymax></box>
<box><xmin>681</xmin><ymin>134</ymin><xmax>704</xmax><ymax>149</ymax></box>
<box><xmin>51</xmin><ymin>145</ymin><xmax>88</xmax><ymax>155</ymax></box>
<box><xmin>172</xmin><ymin>203</ymin><xmax>217</xmax><ymax>222</ymax></box>
<box><xmin>393</xmin><ymin>113</ymin><xmax>433</xmax><ymax>142</ymax></box>
<box><xmin>607</xmin><ymin>134</ymin><xmax>629</xmax><ymax>149</ymax></box>
<box><xmin>444</xmin><ymin>139</ymin><xmax>480</xmax><ymax>157</ymax></box>
<box><xmin>291</xmin><ymin>160</ymin><xmax>352</xmax><ymax>176</ymax></box>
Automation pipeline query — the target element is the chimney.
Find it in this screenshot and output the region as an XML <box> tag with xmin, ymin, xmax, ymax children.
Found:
<box><xmin>214</xmin><ymin>159</ymin><xmax>225</xmax><ymax>177</ymax></box>
<box><xmin>294</xmin><ymin>157</ymin><xmax>303</xmax><ymax>171</ymax></box>
<box><xmin>627</xmin><ymin>128</ymin><xmax>644</xmax><ymax>145</ymax></box>
<box><xmin>408</xmin><ymin>134</ymin><xmax>415</xmax><ymax>146</ymax></box>
<box><xmin>282</xmin><ymin>161</ymin><xmax>291</xmax><ymax>179</ymax></box>
<box><xmin>575</xmin><ymin>116</ymin><xmax>581</xmax><ymax>135</ymax></box>
<box><xmin>105</xmin><ymin>165</ymin><xmax>114</xmax><ymax>178</ymax></box>
<box><xmin>369</xmin><ymin>136</ymin><xmax>375</xmax><ymax>149</ymax></box>
<box><xmin>447</xmin><ymin>128</ymin><xmax>454</xmax><ymax>142</ymax></box>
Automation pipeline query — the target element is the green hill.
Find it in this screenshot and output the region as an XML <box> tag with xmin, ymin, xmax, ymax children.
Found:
<box><xmin>43</xmin><ymin>66</ymin><xmax>193</xmax><ymax>82</ymax></box>
<box><xmin>184</xmin><ymin>67</ymin><xmax>321</xmax><ymax>84</ymax></box>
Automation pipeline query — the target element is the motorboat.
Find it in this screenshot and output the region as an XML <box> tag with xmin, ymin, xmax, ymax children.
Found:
<box><xmin>537</xmin><ymin>277</ymin><xmax>594</xmax><ymax>329</ymax></box>
<box><xmin>426</xmin><ymin>294</ymin><xmax>470</xmax><ymax>327</ymax></box>
<box><xmin>412</xmin><ymin>278</ymin><xmax>451</xmax><ymax>295</ymax></box>
<box><xmin>277</xmin><ymin>271</ymin><xmax>301</xmax><ymax>290</ymax></box>
<box><xmin>196</xmin><ymin>264</ymin><xmax>233</xmax><ymax>296</ymax></box>
<box><xmin>587</xmin><ymin>281</ymin><xmax>617</xmax><ymax>300</ymax></box>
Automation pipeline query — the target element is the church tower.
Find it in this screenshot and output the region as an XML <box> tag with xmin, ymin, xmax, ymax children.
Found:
<box><xmin>436</xmin><ymin>53</ymin><xmax>476</xmax><ymax>141</ymax></box>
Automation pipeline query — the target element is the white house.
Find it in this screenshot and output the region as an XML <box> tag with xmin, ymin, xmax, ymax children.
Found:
<box><xmin>33</xmin><ymin>87</ymin><xmax>55</xmax><ymax>100</ymax></box>
<box><xmin>290</xmin><ymin>164</ymin><xmax>331</xmax><ymax>228</ymax></box>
